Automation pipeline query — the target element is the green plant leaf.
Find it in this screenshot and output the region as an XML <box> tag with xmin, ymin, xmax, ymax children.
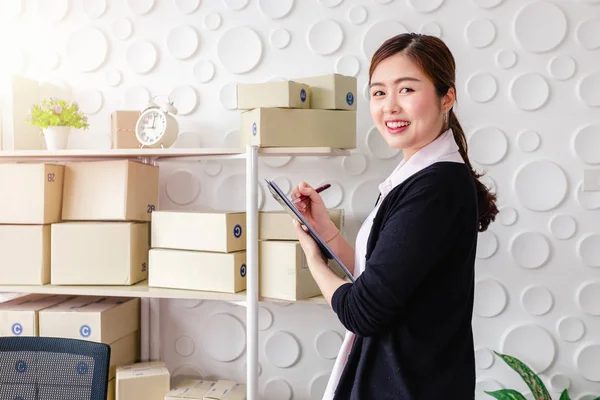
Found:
<box><xmin>559</xmin><ymin>389</ymin><xmax>571</xmax><ymax>400</ymax></box>
<box><xmin>485</xmin><ymin>389</ymin><xmax>528</xmax><ymax>400</ymax></box>
<box><xmin>493</xmin><ymin>352</ymin><xmax>552</xmax><ymax>400</ymax></box>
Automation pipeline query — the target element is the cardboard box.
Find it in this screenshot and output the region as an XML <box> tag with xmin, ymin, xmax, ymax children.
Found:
<box><xmin>294</xmin><ymin>73</ymin><xmax>357</xmax><ymax>110</ymax></box>
<box><xmin>166</xmin><ymin>379</ymin><xmax>217</xmax><ymax>400</ymax></box>
<box><xmin>240</xmin><ymin>108</ymin><xmax>356</xmax><ymax>149</ymax></box>
<box><xmin>259</xmin><ymin>209</ymin><xmax>344</xmax><ymax>241</ymax></box>
<box><xmin>151</xmin><ymin>211</ymin><xmax>245</xmax><ymax>253</ymax></box>
<box><xmin>204</xmin><ymin>380</ymin><xmax>246</xmax><ymax>400</ymax></box>
<box><xmin>108</xmin><ymin>378</ymin><xmax>115</xmax><ymax>400</ymax></box>
<box><xmin>0</xmin><ymin>163</ymin><xmax>64</xmax><ymax>224</ymax></box>
<box><xmin>259</xmin><ymin>241</ymin><xmax>321</xmax><ymax>301</ymax></box>
<box><xmin>61</xmin><ymin>160</ymin><xmax>158</xmax><ymax>222</ymax></box>
<box><xmin>236</xmin><ymin>81</ymin><xmax>309</xmax><ymax>110</ymax></box>
<box><xmin>0</xmin><ymin>225</ymin><xmax>51</xmax><ymax>285</ymax></box>
<box><xmin>149</xmin><ymin>249</ymin><xmax>246</xmax><ymax>293</ymax></box>
<box><xmin>116</xmin><ymin>361</ymin><xmax>170</xmax><ymax>400</ymax></box>
<box><xmin>111</xmin><ymin>110</ymin><xmax>142</xmax><ymax>149</ymax></box>
<box><xmin>51</xmin><ymin>221</ymin><xmax>149</xmax><ymax>285</ymax></box>
<box><xmin>0</xmin><ymin>294</ymin><xmax>73</xmax><ymax>336</ymax></box>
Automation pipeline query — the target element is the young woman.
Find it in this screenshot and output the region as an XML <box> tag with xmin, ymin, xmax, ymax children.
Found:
<box><xmin>292</xmin><ymin>33</ymin><xmax>498</xmax><ymax>399</ymax></box>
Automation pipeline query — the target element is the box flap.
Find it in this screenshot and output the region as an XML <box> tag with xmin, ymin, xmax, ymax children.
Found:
<box><xmin>41</xmin><ymin>296</ymin><xmax>133</xmax><ymax>313</ymax></box>
<box><xmin>116</xmin><ymin>361</ymin><xmax>169</xmax><ymax>380</ymax></box>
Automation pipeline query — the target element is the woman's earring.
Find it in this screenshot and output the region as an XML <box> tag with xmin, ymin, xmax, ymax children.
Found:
<box><xmin>444</xmin><ymin>112</ymin><xmax>448</xmax><ymax>123</ymax></box>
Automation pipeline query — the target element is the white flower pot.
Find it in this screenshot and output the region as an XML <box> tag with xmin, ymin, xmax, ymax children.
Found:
<box><xmin>43</xmin><ymin>126</ymin><xmax>70</xmax><ymax>150</ymax></box>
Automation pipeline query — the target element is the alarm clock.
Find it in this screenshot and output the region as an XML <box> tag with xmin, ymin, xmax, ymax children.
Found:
<box><xmin>135</xmin><ymin>98</ymin><xmax>179</xmax><ymax>148</ymax></box>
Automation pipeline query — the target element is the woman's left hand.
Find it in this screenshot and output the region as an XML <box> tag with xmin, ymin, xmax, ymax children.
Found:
<box><xmin>293</xmin><ymin>219</ymin><xmax>327</xmax><ymax>267</ymax></box>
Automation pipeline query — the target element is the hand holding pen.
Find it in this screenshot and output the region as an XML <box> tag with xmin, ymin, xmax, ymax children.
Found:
<box><xmin>292</xmin><ymin>183</ymin><xmax>331</xmax><ymax>204</ymax></box>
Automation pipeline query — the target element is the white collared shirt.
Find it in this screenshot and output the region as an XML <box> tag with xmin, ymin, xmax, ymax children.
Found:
<box><xmin>322</xmin><ymin>129</ymin><xmax>464</xmax><ymax>400</ymax></box>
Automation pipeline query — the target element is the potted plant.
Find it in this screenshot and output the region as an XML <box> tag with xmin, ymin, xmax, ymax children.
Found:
<box><xmin>487</xmin><ymin>351</ymin><xmax>599</xmax><ymax>400</ymax></box>
<box><xmin>26</xmin><ymin>97</ymin><xmax>90</xmax><ymax>150</ymax></box>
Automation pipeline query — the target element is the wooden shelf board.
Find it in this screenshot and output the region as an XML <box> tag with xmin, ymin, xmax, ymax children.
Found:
<box><xmin>258</xmin><ymin>147</ymin><xmax>351</xmax><ymax>157</ymax></box>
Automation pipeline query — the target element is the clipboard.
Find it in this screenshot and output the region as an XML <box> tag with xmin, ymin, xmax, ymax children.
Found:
<box><xmin>264</xmin><ymin>179</ymin><xmax>355</xmax><ymax>282</ymax></box>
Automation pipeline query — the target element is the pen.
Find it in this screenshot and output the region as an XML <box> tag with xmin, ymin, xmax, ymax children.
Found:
<box><xmin>292</xmin><ymin>183</ymin><xmax>331</xmax><ymax>204</ymax></box>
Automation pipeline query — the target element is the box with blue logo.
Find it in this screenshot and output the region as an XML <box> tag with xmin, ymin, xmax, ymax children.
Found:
<box><xmin>38</xmin><ymin>296</ymin><xmax>140</xmax><ymax>379</ymax></box>
<box><xmin>0</xmin><ymin>294</ymin><xmax>73</xmax><ymax>337</ymax></box>
<box><xmin>236</xmin><ymin>81</ymin><xmax>310</xmax><ymax>110</ymax></box>
<box><xmin>151</xmin><ymin>210</ymin><xmax>245</xmax><ymax>253</ymax></box>
<box><xmin>294</xmin><ymin>73</ymin><xmax>357</xmax><ymax>111</ymax></box>
<box><xmin>240</xmin><ymin>107</ymin><xmax>356</xmax><ymax>148</ymax></box>
<box><xmin>165</xmin><ymin>379</ymin><xmax>217</xmax><ymax>399</ymax></box>
<box><xmin>148</xmin><ymin>249</ymin><xmax>246</xmax><ymax>294</ymax></box>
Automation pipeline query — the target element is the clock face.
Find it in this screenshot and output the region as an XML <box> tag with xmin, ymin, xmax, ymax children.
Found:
<box><xmin>138</xmin><ymin>110</ymin><xmax>167</xmax><ymax>144</ymax></box>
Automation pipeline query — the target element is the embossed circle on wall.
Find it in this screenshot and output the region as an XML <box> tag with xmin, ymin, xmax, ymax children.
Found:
<box><xmin>126</xmin><ymin>41</ymin><xmax>158</xmax><ymax>74</ymax></box>
<box><xmin>521</xmin><ymin>285</ymin><xmax>553</xmax><ymax>316</ymax></box>
<box><xmin>501</xmin><ymin>323</ymin><xmax>556</xmax><ymax>373</ymax></box>
<box><xmin>469</xmin><ymin>127</ymin><xmax>508</xmax><ymax>165</ymax></box>
<box><xmin>466</xmin><ymin>72</ymin><xmax>497</xmax><ymax>103</ymax></box>
<box><xmin>262</xmin><ymin>157</ymin><xmax>293</xmax><ymax>168</ymax></box>
<box><xmin>200</xmin><ymin>313</ymin><xmax>246</xmax><ymax>362</ymax></box>
<box><xmin>577</xmin><ymin>234</ymin><xmax>600</xmax><ymax>267</ymax></box>
<box><xmin>573</xmin><ymin>124</ymin><xmax>600</xmax><ymax>164</ymax></box>
<box><xmin>127</xmin><ymin>0</ymin><xmax>155</xmax><ymax>14</ymax></box>
<box><xmin>514</xmin><ymin>160</ymin><xmax>567</xmax><ymax>211</ymax></box>
<box><xmin>577</xmin><ymin>73</ymin><xmax>600</xmax><ymax>107</ymax></box>
<box><xmin>270</xmin><ymin>29</ymin><xmax>291</xmax><ymax>49</ymax></box>
<box><xmin>166</xmin><ymin>170</ymin><xmax>201</xmax><ymax>205</ymax></box>
<box><xmin>272</xmin><ymin>176</ymin><xmax>291</xmax><ymax>195</ymax></box>
<box><xmin>549</xmin><ymin>374</ymin><xmax>571</xmax><ymax>392</ymax></box>
<box><xmin>351</xmin><ymin>179</ymin><xmax>381</xmax><ymax>223</ymax></box>
<box><xmin>517</xmin><ymin>130</ymin><xmax>541</xmax><ymax>152</ymax></box>
<box><xmin>495</xmin><ymin>49</ymin><xmax>517</xmax><ymax>69</ymax></box>
<box><xmin>406</xmin><ymin>0</ymin><xmax>444</xmax><ymax>13</ymax></box>
<box><xmin>557</xmin><ymin>316</ymin><xmax>585</xmax><ymax>342</ymax></box>
<box><xmin>37</xmin><ymin>0</ymin><xmax>70</xmax><ymax>20</ymax></box>
<box><xmin>173</xmin><ymin>0</ymin><xmax>201</xmax><ymax>14</ymax></box>
<box><xmin>575</xmin><ymin>344</ymin><xmax>600</xmax><ymax>382</ymax></box>
<box><xmin>335</xmin><ymin>55</ymin><xmax>360</xmax><ymax>77</ymax></box>
<box><xmin>348</xmin><ymin>6</ymin><xmax>368</xmax><ymax>25</ymax></box>
<box><xmin>265</xmin><ymin>331</ymin><xmax>301</xmax><ymax>368</ymax></box>
<box><xmin>74</xmin><ymin>89</ymin><xmax>103</xmax><ymax>115</ymax></box>
<box><xmin>170</xmin><ymin>86</ymin><xmax>198</xmax><ymax>115</ymax></box>
<box><xmin>549</xmin><ymin>214</ymin><xmax>576</xmax><ymax>240</ymax></box>
<box><xmin>216</xmin><ymin>174</ymin><xmax>265</xmax><ymax>211</ymax></box>
<box><xmin>366</xmin><ymin>126</ymin><xmax>401</xmax><ymax>159</ymax></box>
<box><xmin>167</xmin><ymin>25</ymin><xmax>199</xmax><ymax>60</ymax></box>
<box><xmin>362</xmin><ymin>20</ymin><xmax>408</xmax><ymax>60</ymax></box>
<box><xmin>420</xmin><ymin>22</ymin><xmax>442</xmax><ymax>38</ymax></box>
<box><xmin>124</xmin><ymin>86</ymin><xmax>151</xmax><ymax>109</ymax></box>
<box><xmin>576</xmin><ymin>18</ymin><xmax>600</xmax><ymax>50</ymax></box>
<box><xmin>310</xmin><ymin>374</ymin><xmax>330</xmax><ymax>400</ymax></box>
<box><xmin>509</xmin><ymin>73</ymin><xmax>550</xmax><ymax>111</ymax></box>
<box><xmin>475</xmin><ymin>348</ymin><xmax>495</xmax><ymax>370</ymax></box>
<box><xmin>576</xmin><ymin>281</ymin><xmax>600</xmax><ymax>316</ymax></box>
<box><xmin>259</xmin><ymin>307</ymin><xmax>273</xmax><ymax>331</ymax></box>
<box><xmin>465</xmin><ymin>18</ymin><xmax>496</xmax><ymax>48</ymax></box>
<box><xmin>112</xmin><ymin>18</ymin><xmax>133</xmax><ymax>40</ymax></box>
<box><xmin>472</xmin><ymin>0</ymin><xmax>504</xmax><ymax>9</ymax></box>
<box><xmin>319</xmin><ymin>180</ymin><xmax>344</xmax><ymax>208</ymax></box>
<box><xmin>204</xmin><ymin>13</ymin><xmax>222</xmax><ymax>30</ymax></box>
<box><xmin>549</xmin><ymin>55</ymin><xmax>576</xmax><ymax>81</ymax></box>
<box><xmin>83</xmin><ymin>0</ymin><xmax>107</xmax><ymax>18</ymax></box>
<box><xmin>264</xmin><ymin>378</ymin><xmax>293</xmax><ymax>400</ymax></box>
<box><xmin>510</xmin><ymin>232</ymin><xmax>550</xmax><ymax>269</ymax></box>
<box><xmin>342</xmin><ymin>153</ymin><xmax>368</xmax><ymax>176</ymax></box>
<box><xmin>218</xmin><ymin>26</ymin><xmax>262</xmax><ymax>74</ymax></box>
<box><xmin>223</xmin><ymin>0</ymin><xmax>249</xmax><ymax>10</ymax></box>
<box><xmin>576</xmin><ymin>181</ymin><xmax>600</xmax><ymax>210</ymax></box>
<box><xmin>513</xmin><ymin>1</ymin><xmax>567</xmax><ymax>53</ymax></box>
<box><xmin>307</xmin><ymin>19</ymin><xmax>344</xmax><ymax>55</ymax></box>
<box><xmin>476</xmin><ymin>231</ymin><xmax>498</xmax><ymax>259</ymax></box>
<box><xmin>175</xmin><ymin>335</ymin><xmax>195</xmax><ymax>357</ymax></box>
<box><xmin>315</xmin><ymin>330</ymin><xmax>342</xmax><ymax>360</ymax></box>
<box><xmin>259</xmin><ymin>0</ymin><xmax>294</xmax><ymax>19</ymax></box>
<box><xmin>202</xmin><ymin>160</ymin><xmax>222</xmax><ymax>177</ymax></box>
<box><xmin>499</xmin><ymin>206</ymin><xmax>518</xmax><ymax>226</ymax></box>
<box><xmin>66</xmin><ymin>27</ymin><xmax>108</xmax><ymax>72</ymax></box>
<box><xmin>319</xmin><ymin>0</ymin><xmax>343</xmax><ymax>7</ymax></box>
<box><xmin>106</xmin><ymin>70</ymin><xmax>122</xmax><ymax>87</ymax></box>
<box><xmin>1</xmin><ymin>1</ymin><xmax>24</xmax><ymax>17</ymax></box>
<box><xmin>474</xmin><ymin>278</ymin><xmax>507</xmax><ymax>318</ymax></box>
<box><xmin>194</xmin><ymin>60</ymin><xmax>215</xmax><ymax>83</ymax></box>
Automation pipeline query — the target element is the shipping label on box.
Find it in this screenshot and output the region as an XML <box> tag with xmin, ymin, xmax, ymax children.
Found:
<box><xmin>294</xmin><ymin>73</ymin><xmax>357</xmax><ymax>111</ymax></box>
<box><xmin>116</xmin><ymin>361</ymin><xmax>170</xmax><ymax>400</ymax></box>
<box><xmin>51</xmin><ymin>221</ymin><xmax>149</xmax><ymax>285</ymax></box>
<box><xmin>259</xmin><ymin>209</ymin><xmax>343</xmax><ymax>241</ymax></box>
<box><xmin>166</xmin><ymin>379</ymin><xmax>217</xmax><ymax>399</ymax></box>
<box><xmin>62</xmin><ymin>159</ymin><xmax>158</xmax><ymax>222</ymax></box>
<box><xmin>204</xmin><ymin>380</ymin><xmax>246</xmax><ymax>400</ymax></box>
<box><xmin>151</xmin><ymin>210</ymin><xmax>245</xmax><ymax>253</ymax></box>
<box><xmin>0</xmin><ymin>294</ymin><xmax>73</xmax><ymax>337</ymax></box>
<box><xmin>38</xmin><ymin>296</ymin><xmax>140</xmax><ymax>344</ymax></box>
<box><xmin>240</xmin><ymin>108</ymin><xmax>356</xmax><ymax>149</ymax></box>
<box><xmin>0</xmin><ymin>163</ymin><xmax>64</xmax><ymax>224</ymax></box>
<box><xmin>111</xmin><ymin>110</ymin><xmax>141</xmax><ymax>149</ymax></box>
<box><xmin>0</xmin><ymin>224</ymin><xmax>51</xmax><ymax>285</ymax></box>
<box><xmin>149</xmin><ymin>249</ymin><xmax>246</xmax><ymax>293</ymax></box>
<box><xmin>237</xmin><ymin>81</ymin><xmax>309</xmax><ymax>110</ymax></box>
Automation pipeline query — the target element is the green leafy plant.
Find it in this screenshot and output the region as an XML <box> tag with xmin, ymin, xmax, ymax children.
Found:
<box><xmin>486</xmin><ymin>351</ymin><xmax>600</xmax><ymax>400</ymax></box>
<box><xmin>26</xmin><ymin>97</ymin><xmax>90</xmax><ymax>131</ymax></box>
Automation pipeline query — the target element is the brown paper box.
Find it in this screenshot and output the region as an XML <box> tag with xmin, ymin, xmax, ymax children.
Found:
<box><xmin>111</xmin><ymin>111</ymin><xmax>141</xmax><ymax>149</ymax></box>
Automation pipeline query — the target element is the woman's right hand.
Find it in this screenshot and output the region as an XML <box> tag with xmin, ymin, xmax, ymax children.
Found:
<box><xmin>291</xmin><ymin>181</ymin><xmax>339</xmax><ymax>241</ymax></box>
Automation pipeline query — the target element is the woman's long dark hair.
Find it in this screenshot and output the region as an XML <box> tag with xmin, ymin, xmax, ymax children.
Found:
<box><xmin>369</xmin><ymin>33</ymin><xmax>498</xmax><ymax>232</ymax></box>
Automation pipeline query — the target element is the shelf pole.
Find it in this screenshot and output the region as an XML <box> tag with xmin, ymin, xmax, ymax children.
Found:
<box><xmin>246</xmin><ymin>145</ymin><xmax>259</xmax><ymax>400</ymax></box>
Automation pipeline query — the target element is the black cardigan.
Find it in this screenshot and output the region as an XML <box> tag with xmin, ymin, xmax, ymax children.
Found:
<box><xmin>331</xmin><ymin>162</ymin><xmax>478</xmax><ymax>400</ymax></box>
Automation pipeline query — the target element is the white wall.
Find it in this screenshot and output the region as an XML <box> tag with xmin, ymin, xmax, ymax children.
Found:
<box><xmin>1</xmin><ymin>0</ymin><xmax>600</xmax><ymax>399</ymax></box>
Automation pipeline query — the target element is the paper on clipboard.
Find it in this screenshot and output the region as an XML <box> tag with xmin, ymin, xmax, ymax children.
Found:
<box><xmin>264</xmin><ymin>179</ymin><xmax>355</xmax><ymax>282</ymax></box>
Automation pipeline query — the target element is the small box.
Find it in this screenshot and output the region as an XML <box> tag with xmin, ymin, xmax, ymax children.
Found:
<box><xmin>0</xmin><ymin>163</ymin><xmax>64</xmax><ymax>224</ymax></box>
<box><xmin>0</xmin><ymin>294</ymin><xmax>73</xmax><ymax>336</ymax></box>
<box><xmin>294</xmin><ymin>73</ymin><xmax>357</xmax><ymax>110</ymax></box>
<box><xmin>116</xmin><ymin>361</ymin><xmax>170</xmax><ymax>400</ymax></box>
<box><xmin>0</xmin><ymin>225</ymin><xmax>50</xmax><ymax>285</ymax></box>
<box><xmin>204</xmin><ymin>380</ymin><xmax>246</xmax><ymax>400</ymax></box>
<box><xmin>149</xmin><ymin>249</ymin><xmax>246</xmax><ymax>293</ymax></box>
<box><xmin>259</xmin><ymin>209</ymin><xmax>343</xmax><ymax>241</ymax></box>
<box><xmin>108</xmin><ymin>378</ymin><xmax>115</xmax><ymax>400</ymax></box>
<box><xmin>241</xmin><ymin>108</ymin><xmax>356</xmax><ymax>149</ymax></box>
<box><xmin>236</xmin><ymin>81</ymin><xmax>310</xmax><ymax>110</ymax></box>
<box><xmin>111</xmin><ymin>110</ymin><xmax>142</xmax><ymax>149</ymax></box>
<box><xmin>152</xmin><ymin>211</ymin><xmax>245</xmax><ymax>253</ymax></box>
<box><xmin>61</xmin><ymin>159</ymin><xmax>158</xmax><ymax>222</ymax></box>
<box><xmin>165</xmin><ymin>379</ymin><xmax>217</xmax><ymax>400</ymax></box>
<box><xmin>51</xmin><ymin>221</ymin><xmax>149</xmax><ymax>285</ymax></box>
<box><xmin>259</xmin><ymin>241</ymin><xmax>320</xmax><ymax>301</ymax></box>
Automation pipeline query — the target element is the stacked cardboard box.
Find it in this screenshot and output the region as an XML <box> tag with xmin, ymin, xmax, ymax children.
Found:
<box><xmin>258</xmin><ymin>209</ymin><xmax>344</xmax><ymax>301</ymax></box>
<box><xmin>148</xmin><ymin>210</ymin><xmax>247</xmax><ymax>293</ymax></box>
<box><xmin>0</xmin><ymin>293</ymin><xmax>73</xmax><ymax>336</ymax></box>
<box><xmin>116</xmin><ymin>361</ymin><xmax>171</xmax><ymax>400</ymax></box>
<box><xmin>237</xmin><ymin>74</ymin><xmax>357</xmax><ymax>149</ymax></box>
<box><xmin>166</xmin><ymin>378</ymin><xmax>246</xmax><ymax>400</ymax></box>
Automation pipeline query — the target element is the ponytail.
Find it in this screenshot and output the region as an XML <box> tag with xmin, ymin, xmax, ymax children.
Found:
<box><xmin>448</xmin><ymin>110</ymin><xmax>498</xmax><ymax>232</ymax></box>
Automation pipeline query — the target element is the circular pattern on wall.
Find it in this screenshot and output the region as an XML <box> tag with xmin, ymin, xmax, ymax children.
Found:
<box><xmin>74</xmin><ymin>89</ymin><xmax>103</xmax><ymax>115</ymax></box>
<box><xmin>124</xmin><ymin>86</ymin><xmax>151</xmax><ymax>109</ymax></box>
<box><xmin>259</xmin><ymin>307</ymin><xmax>273</xmax><ymax>331</ymax></box>
<box><xmin>557</xmin><ymin>316</ymin><xmax>585</xmax><ymax>342</ymax></box>
<box><xmin>499</xmin><ymin>206</ymin><xmax>518</xmax><ymax>226</ymax></box>
<box><xmin>366</xmin><ymin>126</ymin><xmax>401</xmax><ymax>159</ymax></box>
<box><xmin>194</xmin><ymin>60</ymin><xmax>215</xmax><ymax>83</ymax></box>
<box><xmin>258</xmin><ymin>0</ymin><xmax>294</xmax><ymax>19</ymax></box>
<box><xmin>348</xmin><ymin>6</ymin><xmax>367</xmax><ymax>25</ymax></box>
<box><xmin>549</xmin><ymin>374</ymin><xmax>571</xmax><ymax>392</ymax></box>
<box><xmin>342</xmin><ymin>153</ymin><xmax>368</xmax><ymax>176</ymax></box>
<box><xmin>575</xmin><ymin>344</ymin><xmax>600</xmax><ymax>382</ymax></box>
<box><xmin>472</xmin><ymin>0</ymin><xmax>504</xmax><ymax>8</ymax></box>
<box><xmin>170</xmin><ymin>86</ymin><xmax>198</xmax><ymax>115</ymax></box>
<box><xmin>127</xmin><ymin>0</ymin><xmax>155</xmax><ymax>14</ymax></box>
<box><xmin>320</xmin><ymin>0</ymin><xmax>343</xmax><ymax>7</ymax></box>
<box><xmin>513</xmin><ymin>1</ymin><xmax>567</xmax><ymax>53</ymax></box>
<box><xmin>307</xmin><ymin>19</ymin><xmax>344</xmax><ymax>55</ymax></box>
<box><xmin>106</xmin><ymin>70</ymin><xmax>122</xmax><ymax>87</ymax></box>
<box><xmin>501</xmin><ymin>323</ymin><xmax>556</xmax><ymax>373</ymax></box>
<box><xmin>362</xmin><ymin>20</ymin><xmax>408</xmax><ymax>60</ymax></box>
<box><xmin>573</xmin><ymin>124</ymin><xmax>600</xmax><ymax>164</ymax></box>
<box><xmin>310</xmin><ymin>374</ymin><xmax>330</xmax><ymax>400</ymax></box>
<box><xmin>112</xmin><ymin>18</ymin><xmax>133</xmax><ymax>40</ymax></box>
<box><xmin>126</xmin><ymin>41</ymin><xmax>158</xmax><ymax>74</ymax></box>
<box><xmin>175</xmin><ymin>335</ymin><xmax>195</xmax><ymax>357</ymax></box>
<box><xmin>465</xmin><ymin>18</ymin><xmax>496</xmax><ymax>48</ymax></box>
<box><xmin>319</xmin><ymin>181</ymin><xmax>344</xmax><ymax>208</ymax></box>
<box><xmin>270</xmin><ymin>28</ymin><xmax>291</xmax><ymax>49</ymax></box>
<box><xmin>510</xmin><ymin>232</ymin><xmax>550</xmax><ymax>269</ymax></box>
<box><xmin>420</xmin><ymin>22</ymin><xmax>442</xmax><ymax>38</ymax></box>
<box><xmin>264</xmin><ymin>379</ymin><xmax>292</xmax><ymax>400</ymax></box>
<box><xmin>576</xmin><ymin>181</ymin><xmax>600</xmax><ymax>210</ymax></box>
<box><xmin>218</xmin><ymin>26</ymin><xmax>262</xmax><ymax>74</ymax></box>
<box><xmin>315</xmin><ymin>330</ymin><xmax>342</xmax><ymax>359</ymax></box>
<box><xmin>577</xmin><ymin>72</ymin><xmax>600</xmax><ymax>107</ymax></box>
<box><xmin>201</xmin><ymin>313</ymin><xmax>246</xmax><ymax>362</ymax></box>
<box><xmin>202</xmin><ymin>160</ymin><xmax>222</xmax><ymax>177</ymax></box>
<box><xmin>223</xmin><ymin>0</ymin><xmax>249</xmax><ymax>10</ymax></box>
<box><xmin>469</xmin><ymin>127</ymin><xmax>508</xmax><ymax>165</ymax></box>
<box><xmin>521</xmin><ymin>285</ymin><xmax>553</xmax><ymax>316</ymax></box>
<box><xmin>66</xmin><ymin>27</ymin><xmax>108</xmax><ymax>72</ymax></box>
<box><xmin>575</xmin><ymin>18</ymin><xmax>600</xmax><ymax>50</ymax></box>
<box><xmin>517</xmin><ymin>130</ymin><xmax>541</xmax><ymax>152</ymax></box>
<box><xmin>335</xmin><ymin>55</ymin><xmax>360</xmax><ymax>77</ymax></box>
<box><xmin>167</xmin><ymin>25</ymin><xmax>199</xmax><ymax>60</ymax></box>
<box><xmin>173</xmin><ymin>0</ymin><xmax>201</xmax><ymax>14</ymax></box>
<box><xmin>37</xmin><ymin>0</ymin><xmax>70</xmax><ymax>20</ymax></box>
<box><xmin>215</xmin><ymin>174</ymin><xmax>265</xmax><ymax>211</ymax></box>
<box><xmin>351</xmin><ymin>179</ymin><xmax>381</xmax><ymax>222</ymax></box>
<box><xmin>577</xmin><ymin>234</ymin><xmax>600</xmax><ymax>267</ymax></box>
<box><xmin>83</xmin><ymin>0</ymin><xmax>107</xmax><ymax>18</ymax></box>
<box><xmin>261</xmin><ymin>156</ymin><xmax>293</xmax><ymax>168</ymax></box>
<box><xmin>476</xmin><ymin>231</ymin><xmax>498</xmax><ymax>259</ymax></box>
<box><xmin>474</xmin><ymin>278</ymin><xmax>507</xmax><ymax>318</ymax></box>
<box><xmin>549</xmin><ymin>214</ymin><xmax>576</xmax><ymax>239</ymax></box>
<box><xmin>265</xmin><ymin>331</ymin><xmax>301</xmax><ymax>368</ymax></box>
<box><xmin>509</xmin><ymin>73</ymin><xmax>550</xmax><ymax>111</ymax></box>
<box><xmin>577</xmin><ymin>281</ymin><xmax>600</xmax><ymax>316</ymax></box>
<box><xmin>495</xmin><ymin>49</ymin><xmax>517</xmax><ymax>69</ymax></box>
<box><xmin>514</xmin><ymin>160</ymin><xmax>567</xmax><ymax>211</ymax></box>
<box><xmin>406</xmin><ymin>0</ymin><xmax>444</xmax><ymax>13</ymax></box>
<box><xmin>475</xmin><ymin>348</ymin><xmax>495</xmax><ymax>370</ymax></box>
<box><xmin>466</xmin><ymin>73</ymin><xmax>497</xmax><ymax>103</ymax></box>
<box><xmin>166</xmin><ymin>170</ymin><xmax>201</xmax><ymax>205</ymax></box>
<box><xmin>548</xmin><ymin>55</ymin><xmax>576</xmax><ymax>81</ymax></box>
<box><xmin>204</xmin><ymin>13</ymin><xmax>222</xmax><ymax>30</ymax></box>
